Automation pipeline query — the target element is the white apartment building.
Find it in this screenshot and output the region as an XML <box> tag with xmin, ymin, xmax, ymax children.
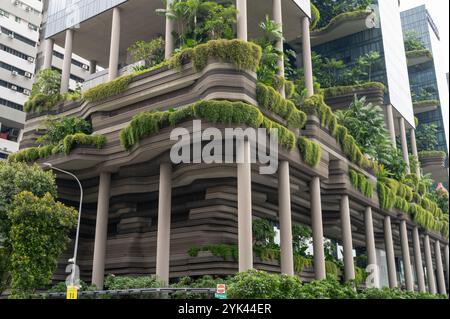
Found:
<box><xmin>0</xmin><ymin>0</ymin><xmax>93</xmax><ymax>159</ymax></box>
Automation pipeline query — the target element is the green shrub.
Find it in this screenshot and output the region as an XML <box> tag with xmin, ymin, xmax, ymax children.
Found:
<box><xmin>377</xmin><ymin>182</ymin><xmax>396</xmax><ymax>210</ymax></box>
<box><xmin>349</xmin><ymin>169</ymin><xmax>374</xmax><ymax>198</ymax></box>
<box><xmin>37</xmin><ymin>116</ymin><xmax>92</xmax><ymax>145</ymax></box>
<box><xmin>63</xmin><ymin>133</ymin><xmax>107</xmax><ymax>155</ymax></box>
<box><xmin>298</xmin><ymin>137</ymin><xmax>321</xmax><ymax>167</ymax></box>
<box><xmin>83</xmin><ymin>74</ymin><xmax>133</xmax><ymax>103</ymax></box>
<box><xmin>104</xmin><ymin>274</ymin><xmax>162</xmax><ymax>290</ymax></box>
<box><xmin>406</xmin><ymin>49</ymin><xmax>433</xmax><ymax>60</ymax></box>
<box><xmin>322</xmin><ymin>82</ymin><xmax>386</xmax><ymax>98</ymax></box>
<box><xmin>169</xmin><ymin>39</ymin><xmax>262</xmax><ymax>72</ymax></box>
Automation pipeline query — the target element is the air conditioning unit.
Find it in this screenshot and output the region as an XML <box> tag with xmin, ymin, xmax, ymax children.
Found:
<box><xmin>25</xmin><ymin>6</ymin><xmax>30</xmax><ymax>12</ymax></box>
<box><xmin>13</xmin><ymin>0</ymin><xmax>20</xmax><ymax>6</ymax></box>
<box><xmin>24</xmin><ymin>72</ymin><xmax>32</xmax><ymax>78</ymax></box>
<box><xmin>27</xmin><ymin>56</ymin><xmax>34</xmax><ymax>63</ymax></box>
<box><xmin>10</xmin><ymin>85</ymin><xmax>18</xmax><ymax>91</ymax></box>
<box><xmin>23</xmin><ymin>89</ymin><xmax>31</xmax><ymax>96</ymax></box>
<box><xmin>8</xmin><ymin>33</ymin><xmax>14</xmax><ymax>39</ymax></box>
<box><xmin>82</xmin><ymin>64</ymin><xmax>89</xmax><ymax>71</ymax></box>
<box><xmin>11</xmin><ymin>70</ymin><xmax>18</xmax><ymax>76</ymax></box>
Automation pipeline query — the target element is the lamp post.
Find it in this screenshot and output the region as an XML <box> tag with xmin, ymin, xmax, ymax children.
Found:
<box><xmin>44</xmin><ymin>163</ymin><xmax>83</xmax><ymax>286</ymax></box>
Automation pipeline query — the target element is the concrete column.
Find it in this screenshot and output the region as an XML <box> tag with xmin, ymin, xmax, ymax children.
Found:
<box><xmin>434</xmin><ymin>241</ymin><xmax>446</xmax><ymax>294</ymax></box>
<box><xmin>398</xmin><ymin>118</ymin><xmax>411</xmax><ymax>173</ymax></box>
<box><xmin>91</xmin><ymin>172</ymin><xmax>111</xmax><ymax>289</ymax></box>
<box><xmin>156</xmin><ymin>162</ymin><xmax>172</xmax><ymax>285</ymax></box>
<box><xmin>409</xmin><ymin>129</ymin><xmax>421</xmax><ymax>176</ymax></box>
<box><xmin>42</xmin><ymin>38</ymin><xmax>54</xmax><ymax>70</ymax></box>
<box><xmin>89</xmin><ymin>60</ymin><xmax>97</xmax><ymax>75</ymax></box>
<box><xmin>384</xmin><ymin>216</ymin><xmax>398</xmax><ymax>288</ymax></box>
<box><xmin>278</xmin><ymin>161</ymin><xmax>294</xmax><ymax>276</ymax></box>
<box><xmin>385</xmin><ymin>104</ymin><xmax>396</xmax><ymax>147</ymax></box>
<box><xmin>108</xmin><ymin>7</ymin><xmax>121</xmax><ymax>81</ymax></box>
<box><xmin>236</xmin><ymin>0</ymin><xmax>247</xmax><ymax>41</ymax></box>
<box><xmin>412</xmin><ymin>227</ymin><xmax>426</xmax><ymax>292</ymax></box>
<box><xmin>237</xmin><ymin>140</ymin><xmax>253</xmax><ymax>272</ymax></box>
<box><xmin>60</xmin><ymin>29</ymin><xmax>74</xmax><ymax>93</ymax></box>
<box><xmin>399</xmin><ymin>220</ymin><xmax>414</xmax><ymax>291</ymax></box>
<box><xmin>273</xmin><ymin>0</ymin><xmax>285</xmax><ymax>97</ymax></box>
<box><xmin>424</xmin><ymin>235</ymin><xmax>437</xmax><ymax>293</ymax></box>
<box><xmin>164</xmin><ymin>0</ymin><xmax>175</xmax><ymax>59</ymax></box>
<box><xmin>445</xmin><ymin>245</ymin><xmax>449</xmax><ymax>289</ymax></box>
<box><xmin>364</xmin><ymin>207</ymin><xmax>378</xmax><ymax>287</ymax></box>
<box><xmin>310</xmin><ymin>177</ymin><xmax>326</xmax><ymax>280</ymax></box>
<box><xmin>340</xmin><ymin>195</ymin><xmax>355</xmax><ymax>282</ymax></box>
<box><xmin>302</xmin><ymin>17</ymin><xmax>314</xmax><ymax>97</ymax></box>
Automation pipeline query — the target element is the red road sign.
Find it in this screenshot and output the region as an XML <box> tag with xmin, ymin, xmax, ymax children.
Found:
<box><xmin>216</xmin><ymin>284</ymin><xmax>226</xmax><ymax>294</ymax></box>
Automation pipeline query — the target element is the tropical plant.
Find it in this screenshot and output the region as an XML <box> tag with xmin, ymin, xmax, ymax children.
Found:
<box><xmin>292</xmin><ymin>225</ymin><xmax>312</xmax><ymax>257</ymax></box>
<box><xmin>24</xmin><ymin>69</ymin><xmax>62</xmax><ymax>113</ymax></box>
<box><xmin>36</xmin><ymin>117</ymin><xmax>93</xmax><ymax>145</ymax></box>
<box><xmin>127</xmin><ymin>37</ymin><xmax>165</xmax><ymax>67</ymax></box>
<box><xmin>252</xmin><ymin>218</ymin><xmax>276</xmax><ymax>246</ymax></box>
<box><xmin>416</xmin><ymin>124</ymin><xmax>438</xmax><ymax>151</ymax></box>
<box><xmin>404</xmin><ymin>31</ymin><xmax>426</xmax><ymax>52</ymax></box>
<box><xmin>311</xmin><ymin>0</ymin><xmax>372</xmax><ymax>29</ymax></box>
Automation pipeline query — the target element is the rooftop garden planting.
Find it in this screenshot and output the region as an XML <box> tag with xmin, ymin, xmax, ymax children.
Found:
<box><xmin>8</xmin><ymin>117</ymin><xmax>106</xmax><ymax>163</ymax></box>
<box><xmin>310</xmin><ymin>0</ymin><xmax>372</xmax><ymax>30</ymax></box>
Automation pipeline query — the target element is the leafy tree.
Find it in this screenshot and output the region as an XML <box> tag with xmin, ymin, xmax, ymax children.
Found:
<box><xmin>127</xmin><ymin>37</ymin><xmax>165</xmax><ymax>67</ymax></box>
<box><xmin>292</xmin><ymin>224</ymin><xmax>312</xmax><ymax>257</ymax></box>
<box><xmin>428</xmin><ymin>184</ymin><xmax>449</xmax><ymax>215</ymax></box>
<box><xmin>8</xmin><ymin>192</ymin><xmax>77</xmax><ymax>298</ymax></box>
<box><xmin>404</xmin><ymin>31</ymin><xmax>426</xmax><ymax>51</ymax></box>
<box><xmin>200</xmin><ymin>2</ymin><xmax>236</xmax><ymax>40</ymax></box>
<box><xmin>311</xmin><ymin>0</ymin><xmax>372</xmax><ymax>29</ymax></box>
<box><xmin>323</xmin><ymin>58</ymin><xmax>345</xmax><ymax>87</ymax></box>
<box><xmin>252</xmin><ymin>218</ymin><xmax>276</xmax><ymax>246</ymax></box>
<box><xmin>31</xmin><ymin>69</ymin><xmax>61</xmax><ymax>97</ymax></box>
<box><xmin>416</xmin><ymin>124</ymin><xmax>438</xmax><ymax>151</ymax></box>
<box><xmin>412</xmin><ymin>88</ymin><xmax>434</xmax><ymax>102</ymax></box>
<box><xmin>36</xmin><ymin>116</ymin><xmax>92</xmax><ymax>145</ymax></box>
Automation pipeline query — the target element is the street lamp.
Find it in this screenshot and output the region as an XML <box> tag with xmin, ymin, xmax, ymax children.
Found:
<box><xmin>44</xmin><ymin>163</ymin><xmax>83</xmax><ymax>286</ymax></box>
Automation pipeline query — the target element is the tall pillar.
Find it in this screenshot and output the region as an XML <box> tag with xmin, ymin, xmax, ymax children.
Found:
<box><xmin>89</xmin><ymin>60</ymin><xmax>97</xmax><ymax>75</ymax></box>
<box><xmin>340</xmin><ymin>195</ymin><xmax>355</xmax><ymax>281</ymax></box>
<box><xmin>108</xmin><ymin>7</ymin><xmax>121</xmax><ymax>81</ymax></box>
<box><xmin>236</xmin><ymin>0</ymin><xmax>247</xmax><ymax>41</ymax></box>
<box><xmin>384</xmin><ymin>216</ymin><xmax>398</xmax><ymax>288</ymax></box>
<box><xmin>398</xmin><ymin>118</ymin><xmax>411</xmax><ymax>173</ymax></box>
<box><xmin>237</xmin><ymin>140</ymin><xmax>253</xmax><ymax>272</ymax></box>
<box><xmin>365</xmin><ymin>207</ymin><xmax>378</xmax><ymax>287</ymax></box>
<box><xmin>434</xmin><ymin>241</ymin><xmax>446</xmax><ymax>294</ymax></box>
<box><xmin>409</xmin><ymin>129</ymin><xmax>421</xmax><ymax>176</ymax></box>
<box><xmin>424</xmin><ymin>235</ymin><xmax>437</xmax><ymax>293</ymax></box>
<box><xmin>310</xmin><ymin>177</ymin><xmax>326</xmax><ymax>280</ymax></box>
<box><xmin>278</xmin><ymin>161</ymin><xmax>294</xmax><ymax>276</ymax></box>
<box><xmin>60</xmin><ymin>29</ymin><xmax>74</xmax><ymax>93</ymax></box>
<box><xmin>412</xmin><ymin>227</ymin><xmax>426</xmax><ymax>292</ymax></box>
<box><xmin>42</xmin><ymin>38</ymin><xmax>54</xmax><ymax>70</ymax></box>
<box><xmin>302</xmin><ymin>17</ymin><xmax>314</xmax><ymax>97</ymax></box>
<box><xmin>273</xmin><ymin>0</ymin><xmax>285</xmax><ymax>97</ymax></box>
<box><xmin>399</xmin><ymin>220</ymin><xmax>414</xmax><ymax>291</ymax></box>
<box><xmin>91</xmin><ymin>172</ymin><xmax>111</xmax><ymax>289</ymax></box>
<box><xmin>445</xmin><ymin>245</ymin><xmax>449</xmax><ymax>289</ymax></box>
<box><xmin>164</xmin><ymin>0</ymin><xmax>175</xmax><ymax>59</ymax></box>
<box><xmin>385</xmin><ymin>104</ymin><xmax>396</xmax><ymax>147</ymax></box>
<box><xmin>156</xmin><ymin>162</ymin><xmax>172</xmax><ymax>285</ymax></box>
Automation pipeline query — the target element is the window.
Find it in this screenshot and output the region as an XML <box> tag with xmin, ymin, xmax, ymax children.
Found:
<box><xmin>15</xmin><ymin>16</ymin><xmax>21</xmax><ymax>23</ymax></box>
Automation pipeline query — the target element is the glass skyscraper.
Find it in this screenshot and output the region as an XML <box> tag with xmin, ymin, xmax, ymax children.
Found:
<box><xmin>401</xmin><ymin>5</ymin><xmax>449</xmax><ymax>154</ymax></box>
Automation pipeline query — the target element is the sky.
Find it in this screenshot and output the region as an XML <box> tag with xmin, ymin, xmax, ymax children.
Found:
<box><xmin>400</xmin><ymin>0</ymin><xmax>450</xmax><ymax>73</ymax></box>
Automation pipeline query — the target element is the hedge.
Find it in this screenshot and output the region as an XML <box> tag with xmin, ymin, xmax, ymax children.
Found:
<box><xmin>413</xmin><ymin>100</ymin><xmax>440</xmax><ymax>109</ymax></box>
<box><xmin>256</xmin><ymin>83</ymin><xmax>307</xmax><ymax>129</ymax></box>
<box><xmin>322</xmin><ymin>82</ymin><xmax>386</xmax><ymax>98</ymax></box>
<box><xmin>120</xmin><ymin>99</ymin><xmax>298</xmax><ymax>151</ymax></box>
<box><xmin>419</xmin><ymin>150</ymin><xmax>447</xmax><ymax>160</ymax></box>
<box><xmin>313</xmin><ymin>10</ymin><xmax>373</xmax><ymax>34</ymax></box>
<box><xmin>83</xmin><ymin>74</ymin><xmax>133</xmax><ymax>103</ymax></box>
<box><xmin>8</xmin><ymin>133</ymin><xmax>106</xmax><ymax>163</ymax></box>
<box><xmin>168</xmin><ymin>39</ymin><xmax>262</xmax><ymax>72</ymax></box>
<box><xmin>298</xmin><ymin>137</ymin><xmax>321</xmax><ymax>167</ymax></box>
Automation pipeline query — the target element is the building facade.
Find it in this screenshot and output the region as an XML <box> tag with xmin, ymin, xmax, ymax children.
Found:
<box><xmin>0</xmin><ymin>0</ymin><xmax>93</xmax><ymax>159</ymax></box>
<box><xmin>401</xmin><ymin>5</ymin><xmax>449</xmax><ymax>186</ymax></box>
<box><xmin>16</xmin><ymin>0</ymin><xmax>449</xmax><ymax>295</ymax></box>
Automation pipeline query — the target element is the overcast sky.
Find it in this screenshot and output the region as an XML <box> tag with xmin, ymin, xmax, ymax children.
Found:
<box><xmin>400</xmin><ymin>0</ymin><xmax>449</xmax><ymax>73</ymax></box>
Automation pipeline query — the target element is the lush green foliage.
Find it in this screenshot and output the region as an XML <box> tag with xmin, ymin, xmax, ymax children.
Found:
<box><xmin>36</xmin><ymin>116</ymin><xmax>92</xmax><ymax>145</ymax></box>
<box><xmin>104</xmin><ymin>274</ymin><xmax>162</xmax><ymax>290</ymax></box>
<box><xmin>416</xmin><ymin>124</ymin><xmax>439</xmax><ymax>151</ymax></box>
<box><xmin>83</xmin><ymin>74</ymin><xmax>133</xmax><ymax>103</ymax></box>
<box><xmin>8</xmin><ymin>192</ymin><xmax>77</xmax><ymax>298</ymax></box>
<box><xmin>406</xmin><ymin>49</ymin><xmax>433</xmax><ymax>60</ymax></box>
<box><xmin>156</xmin><ymin>0</ymin><xmax>237</xmax><ymax>48</ymax></box>
<box><xmin>24</xmin><ymin>69</ymin><xmax>62</xmax><ymax>113</ymax></box>
<box><xmin>120</xmin><ymin>99</ymin><xmax>297</xmax><ymax>151</ymax></box>
<box><xmin>310</xmin><ymin>3</ymin><xmax>321</xmax><ymax>30</ymax></box>
<box><xmin>128</xmin><ymin>37</ymin><xmax>165</xmax><ymax>67</ymax></box>
<box><xmin>256</xmin><ymin>83</ymin><xmax>307</xmax><ymax>129</ymax></box>
<box><xmin>404</xmin><ymin>31</ymin><xmax>427</xmax><ymax>51</ymax></box>
<box><xmin>298</xmin><ymin>137</ymin><xmax>321</xmax><ymax>167</ymax></box>
<box><xmin>349</xmin><ymin>169</ymin><xmax>374</xmax><ymax>198</ymax></box>
<box><xmin>62</xmin><ymin>133</ymin><xmax>106</xmax><ymax>155</ymax></box>
<box><xmin>311</xmin><ymin>1</ymin><xmax>372</xmax><ymax>29</ymax></box>
<box><xmin>322</xmin><ymin>82</ymin><xmax>385</xmax><ymax>98</ymax></box>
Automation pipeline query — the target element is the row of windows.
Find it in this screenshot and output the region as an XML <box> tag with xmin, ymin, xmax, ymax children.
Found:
<box><xmin>0</xmin><ymin>97</ymin><xmax>23</xmax><ymax>111</ymax></box>
<box><xmin>0</xmin><ymin>43</ymin><xmax>33</xmax><ymax>61</ymax></box>
<box><xmin>0</xmin><ymin>25</ymin><xmax>37</xmax><ymax>47</ymax></box>
<box><xmin>0</xmin><ymin>61</ymin><xmax>29</xmax><ymax>77</ymax></box>
<box><xmin>51</xmin><ymin>67</ymin><xmax>85</xmax><ymax>83</ymax></box>
<box><xmin>53</xmin><ymin>51</ymin><xmax>89</xmax><ymax>70</ymax></box>
<box><xmin>0</xmin><ymin>78</ymin><xmax>27</xmax><ymax>94</ymax></box>
<box><xmin>10</xmin><ymin>0</ymin><xmax>42</xmax><ymax>16</ymax></box>
<box><xmin>0</xmin><ymin>8</ymin><xmax>39</xmax><ymax>31</ymax></box>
